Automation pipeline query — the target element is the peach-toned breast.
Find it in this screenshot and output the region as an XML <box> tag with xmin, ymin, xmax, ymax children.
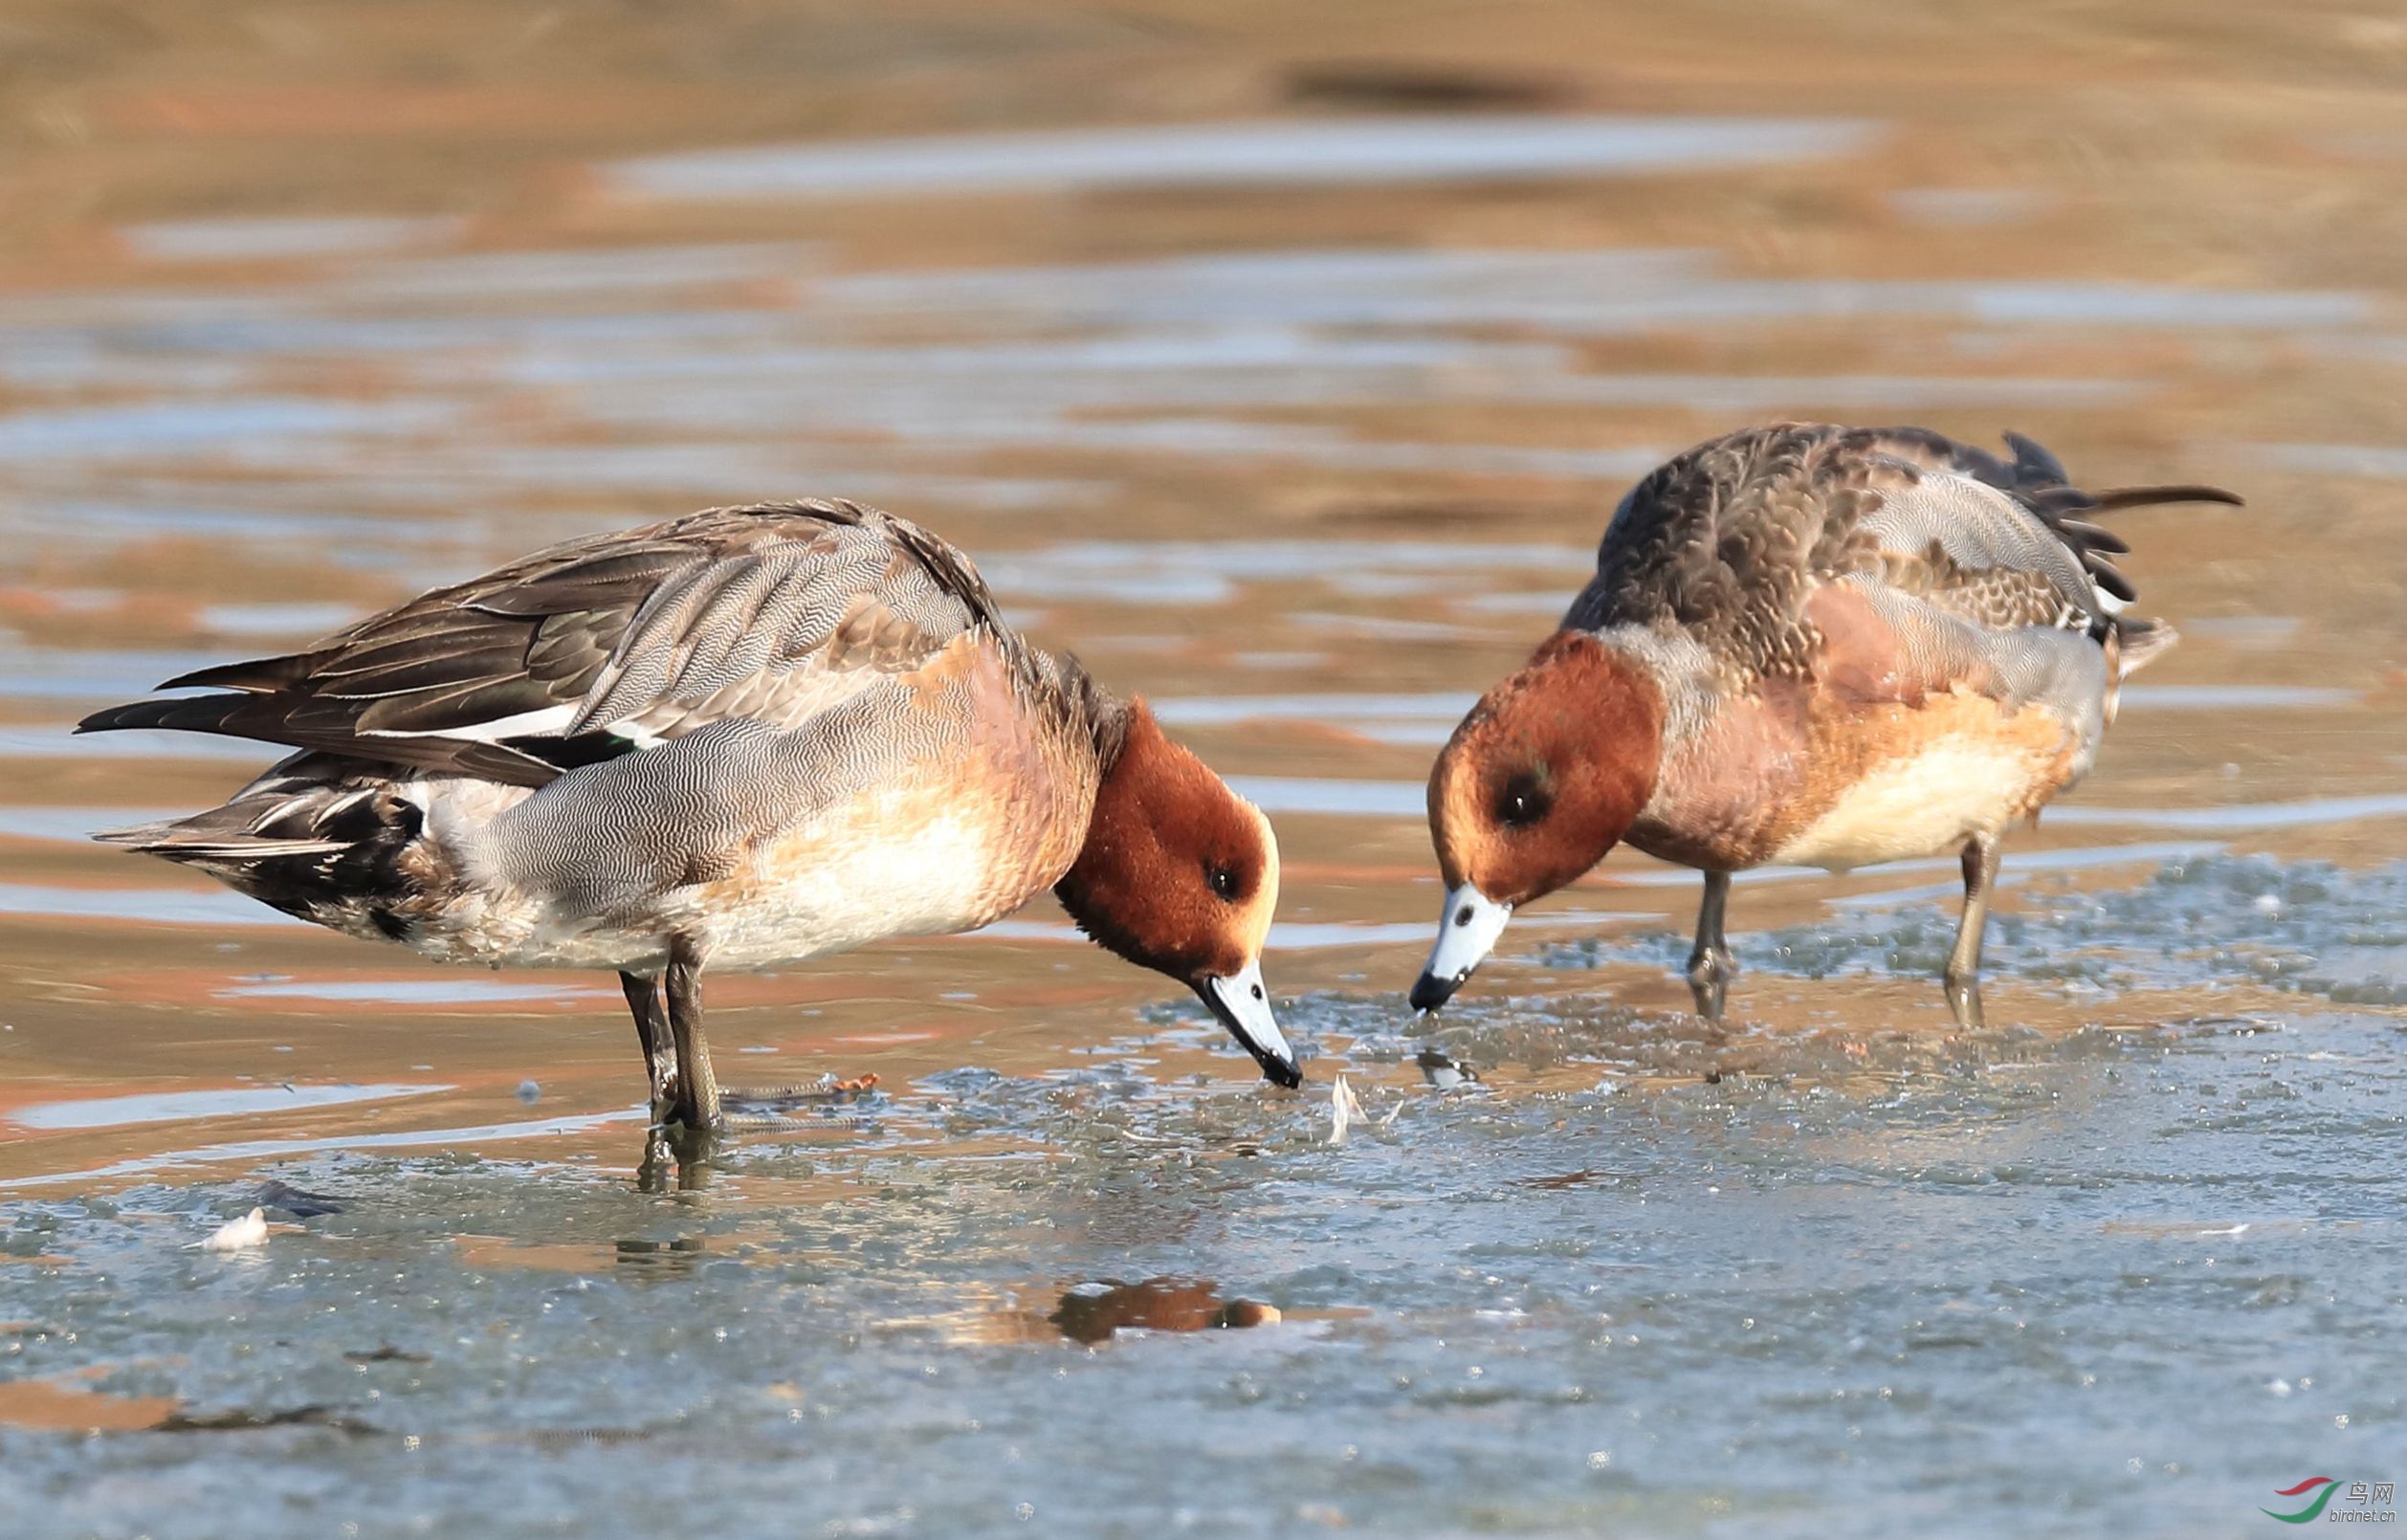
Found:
<box><xmin>1626</xmin><ymin>681</ymin><xmax>1814</xmax><ymax>871</ymax></box>
<box><xmin>1767</xmin><ymin>690</ymin><xmax>2079</xmax><ymax>871</ymax></box>
<box><xmin>1633</xmin><ymin>678</ymin><xmax>2080</xmax><ymax>875</ymax></box>
<box><xmin>1628</xmin><ymin>577</ymin><xmax>2089</xmax><ymax>873</ymax></box>
<box><xmin>681</xmin><ymin>641</ymin><xmax>1097</xmax><ymax>968</ymax></box>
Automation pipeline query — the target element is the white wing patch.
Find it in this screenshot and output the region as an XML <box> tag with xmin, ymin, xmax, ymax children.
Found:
<box><xmin>365</xmin><ymin>704</ymin><xmax>580</xmax><ymax>744</ymax></box>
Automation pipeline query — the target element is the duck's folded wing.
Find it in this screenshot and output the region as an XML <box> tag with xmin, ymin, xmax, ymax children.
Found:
<box><xmin>1827</xmin><ymin>455</ymin><xmax>2157</xmax><ymax>720</ymax></box>
<box><xmin>1567</xmin><ymin>423</ymin><xmax>2128</xmax><ymax>654</ymax></box>
<box><xmin>1850</xmin><ymin>458</ymin><xmax>2110</xmax><ymax>636</ymax></box>
<box><xmin>77</xmin><ymin>500</ymin><xmax>1000</xmax><ymax>786</ymax></box>
<box><xmin>1852</xmin><ymin>425</ymin><xmax>2235</xmax><ymax>620</ymax></box>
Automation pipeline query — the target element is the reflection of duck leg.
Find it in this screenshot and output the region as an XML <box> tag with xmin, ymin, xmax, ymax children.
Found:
<box><xmin>634</xmin><ymin>1130</ymin><xmax>674</xmax><ymax>1194</ymax></box>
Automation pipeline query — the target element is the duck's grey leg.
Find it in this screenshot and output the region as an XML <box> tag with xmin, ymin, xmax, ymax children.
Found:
<box><xmin>1944</xmin><ymin>835</ymin><xmax>2002</xmax><ymax>1029</ymax></box>
<box><xmin>664</xmin><ymin>939</ymin><xmax>721</xmax><ymax>1133</ymax></box>
<box><xmin>620</xmin><ymin>972</ymin><xmax>679</xmax><ymax>1127</ymax></box>
<box><xmin>1686</xmin><ymin>870</ymin><xmax>1735</xmax><ymax>1022</ymax></box>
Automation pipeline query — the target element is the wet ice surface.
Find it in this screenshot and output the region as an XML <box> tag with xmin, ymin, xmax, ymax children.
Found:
<box><xmin>10</xmin><ymin>867</ymin><xmax>2407</xmax><ymax>1534</ymax></box>
<box><xmin>3</xmin><ymin>961</ymin><xmax>2400</xmax><ymax>1537</ymax></box>
<box><xmin>1545</xmin><ymin>855</ymin><xmax>2407</xmax><ymax>1008</ymax></box>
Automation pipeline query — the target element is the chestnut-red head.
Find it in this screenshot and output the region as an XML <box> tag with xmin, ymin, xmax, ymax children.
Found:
<box><xmin>1412</xmin><ymin>632</ymin><xmax>1665</xmax><ymax>1011</ymax></box>
<box><xmin>1055</xmin><ymin>701</ymin><xmax>1294</xmax><ymax>1085</ymax></box>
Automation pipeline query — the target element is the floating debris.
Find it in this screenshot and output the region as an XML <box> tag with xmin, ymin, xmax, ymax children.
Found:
<box><xmin>1516</xmin><ymin>1169</ymin><xmax>1627</xmax><ymax>1191</ymax></box>
<box><xmin>1282</xmin><ymin>61</ymin><xmax>1578</xmax><ymax>113</ymax></box>
<box><xmin>198</xmin><ymin>1208</ymin><xmax>267</xmax><ymax>1252</ymax></box>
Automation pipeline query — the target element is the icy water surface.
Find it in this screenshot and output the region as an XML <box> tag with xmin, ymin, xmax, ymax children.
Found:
<box><xmin>6</xmin><ymin>2</ymin><xmax>2407</xmax><ymax>1535</ymax></box>
<box><xmin>5</xmin><ymin>962</ymin><xmax>2405</xmax><ymax>1536</ymax></box>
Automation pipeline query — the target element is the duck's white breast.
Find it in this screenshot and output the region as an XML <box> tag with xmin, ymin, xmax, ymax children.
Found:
<box><xmin>1768</xmin><ymin>730</ymin><xmax>2064</xmax><ymax>872</ymax></box>
<box><xmin>682</xmin><ymin>785</ymin><xmax>1028</xmax><ymax>969</ymax></box>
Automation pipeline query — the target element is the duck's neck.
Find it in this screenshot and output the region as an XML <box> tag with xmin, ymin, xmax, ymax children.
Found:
<box><xmin>1052</xmin><ymin>698</ymin><xmax>1163</xmax><ymax>965</ymax></box>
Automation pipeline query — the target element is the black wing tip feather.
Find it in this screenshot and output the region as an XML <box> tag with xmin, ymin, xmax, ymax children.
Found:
<box><xmin>77</xmin><ymin>694</ymin><xmax>252</xmax><ymax>736</ymax></box>
<box><xmin>1844</xmin><ymin>426</ymin><xmax>2205</xmax><ymax>624</ymax></box>
<box><xmin>1999</xmin><ymin>429</ymin><xmax>2071</xmax><ymax>487</ymax></box>
<box><xmin>2087</xmin><ymin>483</ymin><xmax>2245</xmax><ymax>512</ymax></box>
<box><xmin>157</xmin><ymin>653</ymin><xmax>315</xmax><ymax>693</ymax></box>
<box><xmin>1981</xmin><ymin>429</ymin><xmax>2245</xmax><ymax>511</ymax></box>
<box><xmin>91</xmin><ymin>822</ymin><xmax>168</xmax><ymax>847</ymax></box>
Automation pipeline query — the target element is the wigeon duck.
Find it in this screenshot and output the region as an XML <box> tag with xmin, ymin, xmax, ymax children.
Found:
<box><xmin>81</xmin><ymin>500</ymin><xmax>1297</xmax><ymax>1133</ymax></box>
<box><xmin>1410</xmin><ymin>423</ymin><xmax>2239</xmax><ymax>1024</ymax></box>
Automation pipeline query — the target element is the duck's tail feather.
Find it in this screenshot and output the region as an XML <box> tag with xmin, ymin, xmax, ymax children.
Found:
<box><xmin>2111</xmin><ymin>617</ymin><xmax>2180</xmax><ymax>680</ymax></box>
<box><xmin>2000</xmin><ymin>429</ymin><xmax>2072</xmax><ymax>487</ymax></box>
<box><xmin>2084</xmin><ymin>483</ymin><xmax>2244</xmax><ymax>513</ymax></box>
<box><xmin>2100</xmin><ymin>616</ymin><xmax>2179</xmax><ymax>726</ymax></box>
<box><xmin>1978</xmin><ymin>431</ymin><xmax>2239</xmax><ymax>652</ymax></box>
<box><xmin>95</xmin><ymin>763</ymin><xmax>430</xmax><ymax>939</ymax></box>
<box><xmin>93</xmin><ymin>818</ymin><xmax>350</xmax><ymax>861</ymax></box>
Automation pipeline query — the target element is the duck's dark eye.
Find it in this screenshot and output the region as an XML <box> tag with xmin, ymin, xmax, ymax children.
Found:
<box><xmin>1207</xmin><ymin>865</ymin><xmax>1240</xmax><ymax>901</ymax></box>
<box><xmin>1494</xmin><ymin>773</ymin><xmax>1551</xmax><ymax>829</ymax></box>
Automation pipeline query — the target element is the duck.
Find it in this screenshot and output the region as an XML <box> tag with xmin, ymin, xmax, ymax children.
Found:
<box><xmin>1409</xmin><ymin>423</ymin><xmax>2239</xmax><ymax>1025</ymax></box>
<box><xmin>80</xmin><ymin>499</ymin><xmax>1298</xmax><ymax>1134</ymax></box>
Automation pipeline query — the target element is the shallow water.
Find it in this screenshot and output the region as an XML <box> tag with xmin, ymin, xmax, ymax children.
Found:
<box><xmin>4</xmin><ymin>2</ymin><xmax>2407</xmax><ymax>1535</ymax></box>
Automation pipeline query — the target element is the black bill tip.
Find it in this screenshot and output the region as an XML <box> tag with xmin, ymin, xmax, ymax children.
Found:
<box><xmin>1252</xmin><ymin>1048</ymin><xmax>1304</xmax><ymax>1089</ymax></box>
<box><xmin>1409</xmin><ymin>970</ymin><xmax>1462</xmax><ymax>1015</ymax></box>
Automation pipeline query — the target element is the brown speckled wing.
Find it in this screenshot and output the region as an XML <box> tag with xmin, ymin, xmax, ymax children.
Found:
<box><xmin>1564</xmin><ymin>423</ymin><xmax>2233</xmax><ymax>691</ymax></box>
<box><xmin>1849</xmin><ymin>452</ymin><xmax>2100</xmax><ymax>634</ymax></box>
<box><xmin>1565</xmin><ymin>423</ymin><xmax>1874</xmax><ymax>681</ymax></box>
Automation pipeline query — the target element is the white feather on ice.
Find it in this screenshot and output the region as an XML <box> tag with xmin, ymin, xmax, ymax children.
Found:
<box><xmin>1328</xmin><ymin>1075</ymin><xmax>1365</xmax><ymax>1145</ymax></box>
<box><xmin>199</xmin><ymin>1208</ymin><xmax>269</xmax><ymax>1252</ymax></box>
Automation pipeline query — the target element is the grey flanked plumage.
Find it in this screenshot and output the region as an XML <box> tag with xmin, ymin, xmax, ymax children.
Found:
<box><xmin>82</xmin><ymin>500</ymin><xmax>1297</xmax><ymax>1147</ymax></box>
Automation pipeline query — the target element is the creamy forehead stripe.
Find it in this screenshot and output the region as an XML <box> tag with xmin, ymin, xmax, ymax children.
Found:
<box><xmin>1236</xmin><ymin>797</ymin><xmax>1279</xmax><ymax>957</ymax></box>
